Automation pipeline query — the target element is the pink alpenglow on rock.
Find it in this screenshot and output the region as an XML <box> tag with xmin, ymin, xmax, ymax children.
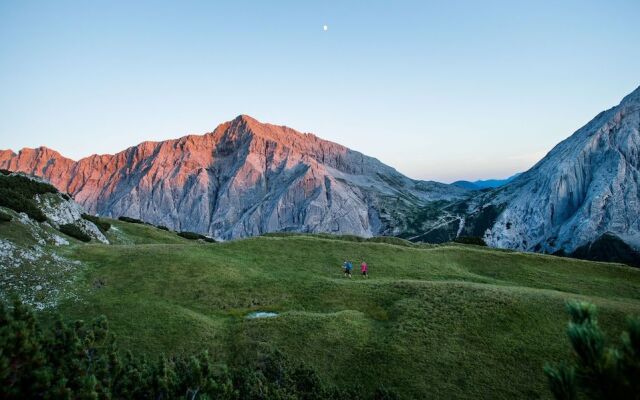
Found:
<box><xmin>0</xmin><ymin>115</ymin><xmax>466</xmax><ymax>240</ymax></box>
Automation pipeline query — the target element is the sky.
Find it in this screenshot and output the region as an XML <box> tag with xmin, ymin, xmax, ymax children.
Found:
<box><xmin>1</xmin><ymin>0</ymin><xmax>639</xmax><ymax>183</ymax></box>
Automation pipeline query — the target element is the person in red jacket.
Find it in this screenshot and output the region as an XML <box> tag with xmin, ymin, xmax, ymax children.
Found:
<box><xmin>360</xmin><ymin>261</ymin><xmax>368</xmax><ymax>278</ymax></box>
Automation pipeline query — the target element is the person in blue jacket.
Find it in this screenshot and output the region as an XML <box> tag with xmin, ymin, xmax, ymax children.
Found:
<box><xmin>342</xmin><ymin>260</ymin><xmax>353</xmax><ymax>278</ymax></box>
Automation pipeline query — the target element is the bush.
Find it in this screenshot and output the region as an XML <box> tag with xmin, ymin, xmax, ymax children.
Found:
<box><xmin>59</xmin><ymin>223</ymin><xmax>91</xmax><ymax>242</ymax></box>
<box><xmin>0</xmin><ymin>299</ymin><xmax>395</xmax><ymax>399</ymax></box>
<box><xmin>157</xmin><ymin>225</ymin><xmax>170</xmax><ymax>231</ymax></box>
<box><xmin>454</xmin><ymin>236</ymin><xmax>487</xmax><ymax>246</ymax></box>
<box><xmin>0</xmin><ymin>174</ymin><xmax>58</xmax><ymax>197</ymax></box>
<box><xmin>0</xmin><ymin>210</ymin><xmax>12</xmax><ymax>222</ymax></box>
<box><xmin>0</xmin><ymin>174</ymin><xmax>58</xmax><ymax>222</ymax></box>
<box><xmin>81</xmin><ymin>213</ymin><xmax>111</xmax><ymax>233</ymax></box>
<box><xmin>544</xmin><ymin>301</ymin><xmax>640</xmax><ymax>399</ymax></box>
<box><xmin>0</xmin><ymin>187</ymin><xmax>47</xmax><ymax>222</ymax></box>
<box><xmin>118</xmin><ymin>216</ymin><xmax>144</xmax><ymax>224</ymax></box>
<box><xmin>178</xmin><ymin>231</ymin><xmax>216</xmax><ymax>243</ymax></box>
<box><xmin>0</xmin><ymin>299</ymin><xmax>237</xmax><ymax>399</ymax></box>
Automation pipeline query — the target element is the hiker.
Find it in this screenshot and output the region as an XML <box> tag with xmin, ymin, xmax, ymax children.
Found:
<box><xmin>360</xmin><ymin>260</ymin><xmax>368</xmax><ymax>278</ymax></box>
<box><xmin>343</xmin><ymin>260</ymin><xmax>353</xmax><ymax>278</ymax></box>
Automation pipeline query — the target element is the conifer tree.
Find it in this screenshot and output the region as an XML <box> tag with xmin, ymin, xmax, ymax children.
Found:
<box><xmin>545</xmin><ymin>300</ymin><xmax>640</xmax><ymax>399</ymax></box>
<box><xmin>1</xmin><ymin>299</ymin><xmax>400</xmax><ymax>399</ymax></box>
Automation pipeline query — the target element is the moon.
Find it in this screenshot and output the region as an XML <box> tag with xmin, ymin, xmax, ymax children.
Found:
<box><xmin>323</xmin><ymin>25</ymin><xmax>328</xmax><ymax>31</ymax></box>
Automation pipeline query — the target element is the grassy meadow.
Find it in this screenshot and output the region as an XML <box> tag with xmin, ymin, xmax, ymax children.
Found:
<box><xmin>40</xmin><ymin>219</ymin><xmax>640</xmax><ymax>399</ymax></box>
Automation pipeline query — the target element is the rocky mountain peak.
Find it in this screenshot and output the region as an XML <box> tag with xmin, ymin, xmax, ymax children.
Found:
<box><xmin>0</xmin><ymin>116</ymin><xmax>466</xmax><ymax>240</ymax></box>
<box><xmin>485</xmin><ymin>85</ymin><xmax>640</xmax><ymax>254</ymax></box>
<box><xmin>221</xmin><ymin>114</ymin><xmax>325</xmax><ymax>149</ymax></box>
<box><xmin>620</xmin><ymin>85</ymin><xmax>640</xmax><ymax>105</ymax></box>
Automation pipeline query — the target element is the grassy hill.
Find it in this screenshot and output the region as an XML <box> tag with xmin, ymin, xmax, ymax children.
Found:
<box><xmin>22</xmin><ymin>219</ymin><xmax>636</xmax><ymax>399</ymax></box>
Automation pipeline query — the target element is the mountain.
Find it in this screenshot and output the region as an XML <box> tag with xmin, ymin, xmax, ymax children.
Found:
<box><xmin>452</xmin><ymin>173</ymin><xmax>521</xmax><ymax>190</ymax></box>
<box><xmin>392</xmin><ymin>86</ymin><xmax>640</xmax><ymax>266</ymax></box>
<box><xmin>484</xmin><ymin>86</ymin><xmax>640</xmax><ymax>256</ymax></box>
<box><xmin>3</xmin><ymin>85</ymin><xmax>638</xmax><ymax>262</ymax></box>
<box><xmin>0</xmin><ymin>115</ymin><xmax>467</xmax><ymax>240</ymax></box>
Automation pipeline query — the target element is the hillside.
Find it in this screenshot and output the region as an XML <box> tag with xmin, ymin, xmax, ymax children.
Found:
<box><xmin>2</xmin><ymin>218</ymin><xmax>634</xmax><ymax>398</ymax></box>
<box><xmin>0</xmin><ymin>172</ymin><xmax>110</xmax><ymax>308</ymax></box>
<box><xmin>484</xmin><ymin>86</ymin><xmax>640</xmax><ymax>255</ymax></box>
<box><xmin>0</xmin><ymin>115</ymin><xmax>467</xmax><ymax>240</ymax></box>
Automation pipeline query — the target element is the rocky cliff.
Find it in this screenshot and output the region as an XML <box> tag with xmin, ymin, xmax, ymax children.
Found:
<box><xmin>485</xmin><ymin>86</ymin><xmax>640</xmax><ymax>254</ymax></box>
<box><xmin>0</xmin><ymin>115</ymin><xmax>467</xmax><ymax>239</ymax></box>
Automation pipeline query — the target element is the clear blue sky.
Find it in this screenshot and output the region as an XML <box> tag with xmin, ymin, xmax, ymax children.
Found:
<box><xmin>1</xmin><ymin>0</ymin><xmax>639</xmax><ymax>182</ymax></box>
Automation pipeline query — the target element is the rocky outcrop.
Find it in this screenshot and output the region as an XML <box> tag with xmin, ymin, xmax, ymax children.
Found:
<box><xmin>0</xmin><ymin>115</ymin><xmax>467</xmax><ymax>240</ymax></box>
<box><xmin>485</xmin><ymin>86</ymin><xmax>640</xmax><ymax>254</ymax></box>
<box><xmin>34</xmin><ymin>192</ymin><xmax>108</xmax><ymax>244</ymax></box>
<box><xmin>0</xmin><ymin>204</ymin><xmax>83</xmax><ymax>309</ymax></box>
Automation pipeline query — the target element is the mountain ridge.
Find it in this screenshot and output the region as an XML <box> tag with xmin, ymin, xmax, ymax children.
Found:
<box><xmin>484</xmin><ymin>85</ymin><xmax>640</xmax><ymax>254</ymax></box>
<box><xmin>0</xmin><ymin>115</ymin><xmax>467</xmax><ymax>240</ymax></box>
<box><xmin>2</xmin><ymin>85</ymin><xmax>639</xmax><ymax>260</ymax></box>
<box><xmin>452</xmin><ymin>173</ymin><xmax>521</xmax><ymax>190</ymax></box>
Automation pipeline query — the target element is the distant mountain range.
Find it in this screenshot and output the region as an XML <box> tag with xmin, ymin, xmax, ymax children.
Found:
<box><xmin>2</xmin><ymin>86</ymin><xmax>639</xmax><ymax>264</ymax></box>
<box><xmin>451</xmin><ymin>173</ymin><xmax>521</xmax><ymax>190</ymax></box>
<box><xmin>0</xmin><ymin>115</ymin><xmax>465</xmax><ymax>240</ymax></box>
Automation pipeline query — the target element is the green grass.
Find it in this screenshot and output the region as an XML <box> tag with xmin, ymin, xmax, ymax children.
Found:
<box><xmin>104</xmin><ymin>219</ymin><xmax>189</xmax><ymax>244</ymax></box>
<box><xmin>49</xmin><ymin>223</ymin><xmax>640</xmax><ymax>399</ymax></box>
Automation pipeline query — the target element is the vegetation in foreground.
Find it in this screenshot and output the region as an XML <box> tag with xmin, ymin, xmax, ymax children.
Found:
<box><xmin>545</xmin><ymin>301</ymin><xmax>640</xmax><ymax>399</ymax></box>
<box><xmin>0</xmin><ymin>299</ymin><xmax>399</xmax><ymax>399</ymax></box>
<box><xmin>41</xmin><ymin>220</ymin><xmax>640</xmax><ymax>399</ymax></box>
<box><xmin>2</xmin><ymin>214</ymin><xmax>640</xmax><ymax>398</ymax></box>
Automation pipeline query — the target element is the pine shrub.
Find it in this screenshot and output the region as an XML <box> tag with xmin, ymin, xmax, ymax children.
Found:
<box><xmin>178</xmin><ymin>231</ymin><xmax>216</xmax><ymax>242</ymax></box>
<box><xmin>0</xmin><ymin>174</ymin><xmax>57</xmax><ymax>197</ymax></box>
<box><xmin>454</xmin><ymin>236</ymin><xmax>487</xmax><ymax>246</ymax></box>
<box><xmin>59</xmin><ymin>223</ymin><xmax>92</xmax><ymax>242</ymax></box>
<box><xmin>0</xmin><ymin>187</ymin><xmax>47</xmax><ymax>222</ymax></box>
<box><xmin>544</xmin><ymin>300</ymin><xmax>640</xmax><ymax>399</ymax></box>
<box><xmin>0</xmin><ymin>174</ymin><xmax>58</xmax><ymax>222</ymax></box>
<box><xmin>118</xmin><ymin>216</ymin><xmax>144</xmax><ymax>224</ymax></box>
<box><xmin>0</xmin><ymin>299</ymin><xmax>398</xmax><ymax>399</ymax></box>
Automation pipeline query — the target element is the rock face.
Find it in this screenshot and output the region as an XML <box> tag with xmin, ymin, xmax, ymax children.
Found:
<box><xmin>33</xmin><ymin>193</ymin><xmax>109</xmax><ymax>244</ymax></box>
<box><xmin>0</xmin><ymin>115</ymin><xmax>467</xmax><ymax>239</ymax></box>
<box><xmin>485</xmin><ymin>86</ymin><xmax>640</xmax><ymax>254</ymax></box>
